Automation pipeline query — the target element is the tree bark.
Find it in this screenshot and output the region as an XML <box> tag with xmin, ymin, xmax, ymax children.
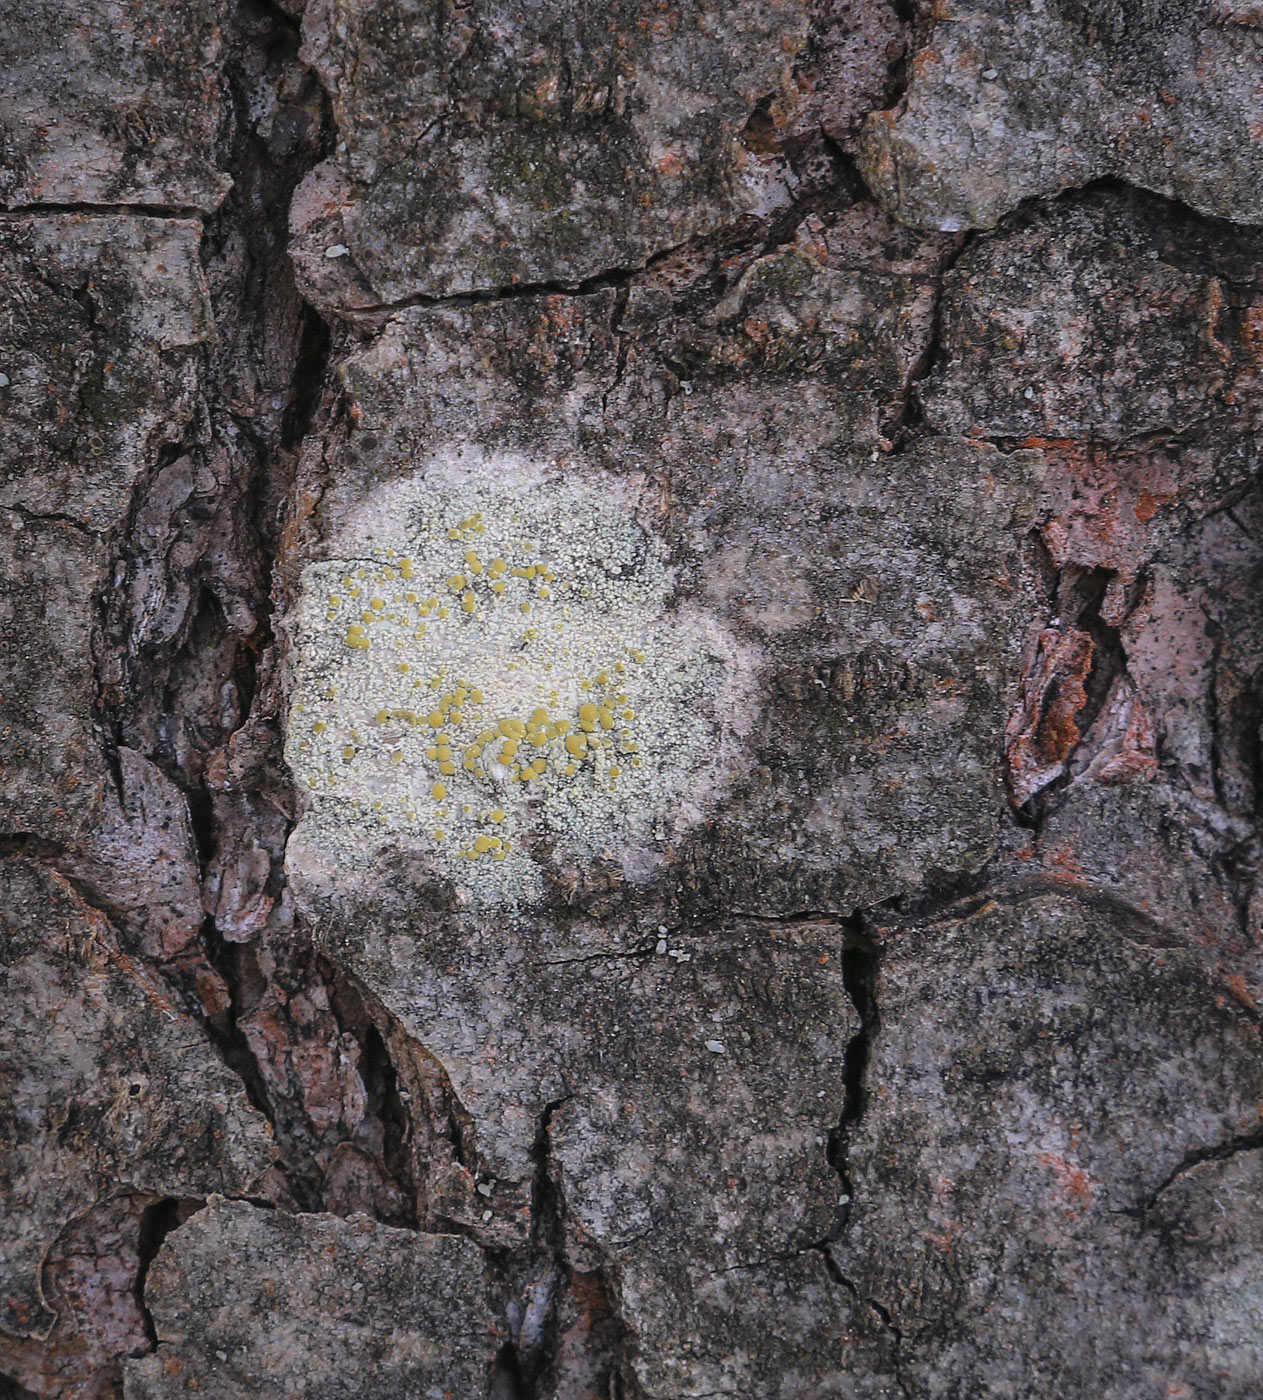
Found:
<box><xmin>2</xmin><ymin>1</ymin><xmax>1262</xmax><ymax>1396</ymax></box>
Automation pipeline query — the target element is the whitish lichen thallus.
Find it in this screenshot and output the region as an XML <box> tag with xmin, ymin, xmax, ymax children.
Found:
<box><xmin>285</xmin><ymin>468</ymin><xmax>751</xmax><ymax>907</ymax></box>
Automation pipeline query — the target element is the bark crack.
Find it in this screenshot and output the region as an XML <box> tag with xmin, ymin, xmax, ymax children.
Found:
<box><xmin>0</xmin><ymin>202</ymin><xmax>206</xmax><ymax>219</ymax></box>
<box><xmin>880</xmin><ymin>228</ymin><xmax>974</xmax><ymax>452</ymax></box>
<box><xmin>824</xmin><ymin>912</ymin><xmax>879</xmax><ymax>1243</ymax></box>
<box><xmin>1121</xmin><ymin>1127</ymin><xmax>1263</xmax><ymax>1221</ymax></box>
<box><xmin>805</xmin><ymin>914</ymin><xmax>913</xmax><ymax>1396</ymax></box>
<box><xmin>335</xmin><ymin>240</ymin><xmax>698</xmax><ymax>319</ymax></box>
<box><xmin>0</xmin><ymin>504</ymin><xmax>100</xmax><ymax>539</ymax></box>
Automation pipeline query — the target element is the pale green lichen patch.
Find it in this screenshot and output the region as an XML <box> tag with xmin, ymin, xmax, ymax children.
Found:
<box><xmin>285</xmin><ymin>465</ymin><xmax>751</xmax><ymax>906</ymax></box>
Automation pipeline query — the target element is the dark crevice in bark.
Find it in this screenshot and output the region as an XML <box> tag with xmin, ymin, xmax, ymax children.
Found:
<box><xmin>489</xmin><ymin>1342</ymin><xmax>531</xmax><ymax>1400</ymax></box>
<box><xmin>318</xmin><ymin>962</ymin><xmax>428</xmax><ymax>1228</ymax></box>
<box><xmin>283</xmin><ymin>304</ymin><xmax>334</xmax><ymax>451</ymax></box>
<box><xmin>196</xmin><ymin>915</ymin><xmax>281</xmax><ymax>1133</ymax></box>
<box><xmin>881</xmin><ymin>228</ymin><xmax>974</xmax><ymax>452</ymax></box>
<box><xmin>824</xmin><ymin>913</ymin><xmax>878</xmax><ymax>1241</ymax></box>
<box><xmin>0</xmin><ymin>833</ymin><xmax>72</xmax><ymax>865</ymax></box>
<box><xmin>481</xmin><ymin>1094</ymin><xmax>639</xmax><ymax>1400</ymax></box>
<box><xmin>765</xmin><ymin>147</ymin><xmax>871</xmax><ymax>247</ymax></box>
<box><xmin>809</xmin><ymin>915</ymin><xmax>911</xmax><ymax>1397</ymax></box>
<box><xmin>251</xmin><ymin>0</ymin><xmax>301</xmax><ymax>32</ymax></box>
<box><xmin>867</xmin><ymin>1295</ymin><xmax>912</xmax><ymax>1400</ymax></box>
<box><xmin>0</xmin><ymin>504</ymin><xmax>100</xmax><ymax>539</ymax></box>
<box><xmin>24</xmin><ymin>0</ymin><xmax>432</xmax><ymax>1288</ymax></box>
<box><xmin>133</xmin><ymin>1199</ymin><xmax>203</xmax><ymax>1350</ymax></box>
<box><xmin>517</xmin><ymin>1100</ymin><xmax>575</xmax><ymax>1396</ymax></box>
<box><xmin>339</xmin><ymin>241</ymin><xmax>709</xmax><ymax>318</ymax></box>
<box><xmin>529</xmin><ymin>1096</ymin><xmax>574</xmax><ymax>1254</ymax></box>
<box><xmin>1246</xmin><ymin>676</ymin><xmax>1263</xmax><ymax>828</ymax></box>
<box><xmin>883</xmin><ymin>0</ymin><xmax>918</xmax><ymax>109</ymax></box>
<box><xmin>185</xmin><ymin>891</ymin><xmax>441</xmax><ymax>1225</ymax></box>
<box><xmin>75</xmin><ymin>0</ymin><xmax>400</xmax><ymax>1231</ymax></box>
<box><xmin>538</xmin><ymin>938</ymin><xmax>664</xmax><ymax>968</ymax></box>
<box><xmin>740</xmin><ymin>91</ymin><xmax>784</xmax><ymax>155</ymax></box>
<box><xmin>0</xmin><ymin>201</ymin><xmax>206</xmax><ymax>219</ymax></box>
<box><xmin>491</xmin><ymin>1097</ymin><xmax>574</xmax><ymax>1400</ymax></box>
<box><xmin>356</xmin><ymin>1023</ymin><xmax>417</xmax><ymax>1221</ymax></box>
<box><xmin>0</xmin><ymin>1373</ymin><xmax>43</xmax><ymax>1399</ymax></box>
<box><xmin>1202</xmin><ymin>619</ymin><xmax>1231</xmax><ymax>814</ymax></box>
<box><xmin>720</xmin><ymin>907</ymin><xmax>862</xmax><ymax>926</ymax></box>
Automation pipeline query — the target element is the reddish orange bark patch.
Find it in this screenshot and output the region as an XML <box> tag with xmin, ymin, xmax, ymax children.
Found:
<box><xmin>1037</xmin><ymin>442</ymin><xmax>1178</xmax><ymax>590</ymax></box>
<box><xmin>1005</xmin><ymin>628</ymin><xmax>1094</xmax><ymax>806</ymax></box>
<box><xmin>1036</xmin><ymin>1151</ymin><xmax>1098</xmax><ymax>1213</ymax></box>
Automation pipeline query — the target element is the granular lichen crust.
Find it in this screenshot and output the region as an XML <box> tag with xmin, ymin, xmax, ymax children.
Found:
<box><xmin>285</xmin><ymin>458</ymin><xmax>752</xmax><ymax>907</ymax></box>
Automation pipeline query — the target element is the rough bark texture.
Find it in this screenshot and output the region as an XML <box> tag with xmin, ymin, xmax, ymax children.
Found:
<box><xmin>2</xmin><ymin>1</ymin><xmax>1262</xmax><ymax>1397</ymax></box>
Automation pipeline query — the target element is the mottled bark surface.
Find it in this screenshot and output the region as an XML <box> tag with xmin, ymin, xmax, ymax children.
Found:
<box><xmin>2</xmin><ymin>1</ymin><xmax>1262</xmax><ymax>1397</ymax></box>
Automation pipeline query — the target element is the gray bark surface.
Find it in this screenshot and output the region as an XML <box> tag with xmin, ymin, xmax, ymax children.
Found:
<box><xmin>2</xmin><ymin>1</ymin><xmax>1262</xmax><ymax>1397</ymax></box>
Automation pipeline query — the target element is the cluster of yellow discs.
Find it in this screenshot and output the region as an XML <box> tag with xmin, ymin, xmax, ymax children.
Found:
<box><xmin>295</xmin><ymin>510</ymin><xmax>654</xmax><ymax>866</ymax></box>
<box><xmin>362</xmin><ymin>664</ymin><xmax>645</xmax><ymax>861</ymax></box>
<box><xmin>334</xmin><ymin>514</ymin><xmax>562</xmax><ymax>657</ymax></box>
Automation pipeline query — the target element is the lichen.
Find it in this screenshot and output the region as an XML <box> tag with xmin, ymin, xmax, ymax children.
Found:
<box><xmin>285</xmin><ymin>460</ymin><xmax>752</xmax><ymax>906</ymax></box>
